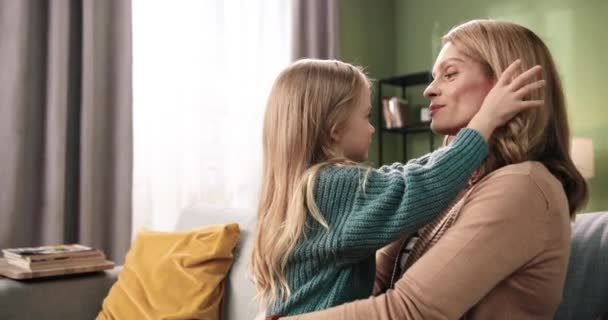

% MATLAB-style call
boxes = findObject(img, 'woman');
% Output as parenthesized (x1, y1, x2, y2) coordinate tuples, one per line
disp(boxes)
(281, 19, 588, 320)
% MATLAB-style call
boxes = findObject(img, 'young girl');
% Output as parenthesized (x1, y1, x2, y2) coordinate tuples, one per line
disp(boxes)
(250, 58, 544, 317)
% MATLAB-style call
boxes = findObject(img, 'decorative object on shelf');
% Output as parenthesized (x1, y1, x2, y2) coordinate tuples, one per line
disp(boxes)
(420, 106, 431, 122)
(381, 97, 393, 128)
(382, 97, 409, 128)
(377, 71, 434, 165)
(570, 137, 594, 179)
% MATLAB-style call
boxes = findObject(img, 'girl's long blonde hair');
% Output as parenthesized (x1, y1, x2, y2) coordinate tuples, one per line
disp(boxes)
(249, 59, 370, 307)
(443, 19, 588, 215)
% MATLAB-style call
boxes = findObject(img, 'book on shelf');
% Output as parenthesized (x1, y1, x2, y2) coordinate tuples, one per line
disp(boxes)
(2, 244, 107, 271)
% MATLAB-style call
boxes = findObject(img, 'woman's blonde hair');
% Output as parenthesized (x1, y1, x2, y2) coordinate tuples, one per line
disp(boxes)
(249, 59, 370, 307)
(442, 19, 588, 215)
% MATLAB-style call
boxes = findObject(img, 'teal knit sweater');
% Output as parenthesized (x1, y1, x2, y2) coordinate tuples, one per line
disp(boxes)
(268, 128, 488, 316)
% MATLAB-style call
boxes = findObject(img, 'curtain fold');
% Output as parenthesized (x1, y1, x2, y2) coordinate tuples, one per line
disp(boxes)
(291, 0, 340, 60)
(0, 0, 132, 263)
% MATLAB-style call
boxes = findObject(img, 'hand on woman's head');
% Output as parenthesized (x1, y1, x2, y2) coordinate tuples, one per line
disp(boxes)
(467, 59, 545, 141)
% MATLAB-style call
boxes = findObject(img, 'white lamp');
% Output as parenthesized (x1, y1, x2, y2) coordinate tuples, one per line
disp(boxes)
(570, 137, 595, 179)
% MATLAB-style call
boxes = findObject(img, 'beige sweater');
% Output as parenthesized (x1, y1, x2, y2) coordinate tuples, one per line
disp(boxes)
(283, 162, 572, 320)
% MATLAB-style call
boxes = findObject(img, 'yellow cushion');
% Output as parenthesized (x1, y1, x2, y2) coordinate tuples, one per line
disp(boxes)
(97, 223, 240, 320)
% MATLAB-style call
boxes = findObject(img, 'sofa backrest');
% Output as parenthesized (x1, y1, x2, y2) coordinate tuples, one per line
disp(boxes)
(176, 204, 258, 320)
(555, 211, 608, 320)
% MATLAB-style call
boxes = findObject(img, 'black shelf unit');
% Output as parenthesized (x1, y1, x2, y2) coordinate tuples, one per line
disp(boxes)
(377, 71, 434, 165)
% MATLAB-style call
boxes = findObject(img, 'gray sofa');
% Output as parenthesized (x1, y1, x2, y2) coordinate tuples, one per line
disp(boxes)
(0, 207, 606, 320)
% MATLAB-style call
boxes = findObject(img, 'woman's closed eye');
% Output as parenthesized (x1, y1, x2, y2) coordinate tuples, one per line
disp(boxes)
(444, 71, 458, 80)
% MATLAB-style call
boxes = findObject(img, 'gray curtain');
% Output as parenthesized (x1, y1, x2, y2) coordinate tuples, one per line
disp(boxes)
(0, 0, 132, 264)
(291, 0, 340, 60)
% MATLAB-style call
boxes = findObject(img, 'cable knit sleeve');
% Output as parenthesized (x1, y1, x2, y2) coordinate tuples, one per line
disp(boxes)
(332, 128, 488, 261)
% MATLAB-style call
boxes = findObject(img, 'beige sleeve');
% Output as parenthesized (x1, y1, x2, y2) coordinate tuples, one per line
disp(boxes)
(282, 174, 549, 320)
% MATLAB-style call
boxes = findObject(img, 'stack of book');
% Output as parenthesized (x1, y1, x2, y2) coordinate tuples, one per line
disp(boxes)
(2, 244, 107, 272)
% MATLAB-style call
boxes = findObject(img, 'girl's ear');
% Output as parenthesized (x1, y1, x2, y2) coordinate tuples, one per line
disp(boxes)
(330, 125, 342, 143)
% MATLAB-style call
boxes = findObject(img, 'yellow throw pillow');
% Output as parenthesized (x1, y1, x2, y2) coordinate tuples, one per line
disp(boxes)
(97, 223, 240, 320)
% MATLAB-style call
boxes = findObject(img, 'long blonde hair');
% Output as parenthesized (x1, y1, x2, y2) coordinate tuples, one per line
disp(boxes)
(249, 59, 370, 307)
(442, 19, 588, 215)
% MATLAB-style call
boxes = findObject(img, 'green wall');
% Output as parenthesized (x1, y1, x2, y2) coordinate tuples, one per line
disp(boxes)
(340, 0, 607, 212)
(339, 0, 396, 167)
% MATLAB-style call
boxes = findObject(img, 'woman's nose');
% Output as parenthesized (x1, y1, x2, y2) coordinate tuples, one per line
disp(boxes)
(423, 81, 439, 98)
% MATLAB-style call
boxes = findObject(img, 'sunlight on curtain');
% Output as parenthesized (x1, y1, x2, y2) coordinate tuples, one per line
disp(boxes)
(132, 0, 291, 233)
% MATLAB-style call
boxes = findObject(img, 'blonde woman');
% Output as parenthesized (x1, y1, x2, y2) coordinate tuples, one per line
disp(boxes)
(250, 56, 544, 318)
(281, 19, 589, 320)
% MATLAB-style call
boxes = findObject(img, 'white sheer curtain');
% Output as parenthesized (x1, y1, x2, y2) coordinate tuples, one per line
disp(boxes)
(132, 0, 291, 233)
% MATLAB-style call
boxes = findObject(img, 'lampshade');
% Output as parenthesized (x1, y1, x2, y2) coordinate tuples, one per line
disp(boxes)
(570, 137, 595, 179)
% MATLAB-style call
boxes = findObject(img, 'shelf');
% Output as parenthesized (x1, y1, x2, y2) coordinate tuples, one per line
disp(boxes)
(381, 124, 431, 133)
(379, 71, 433, 87)
(377, 71, 434, 165)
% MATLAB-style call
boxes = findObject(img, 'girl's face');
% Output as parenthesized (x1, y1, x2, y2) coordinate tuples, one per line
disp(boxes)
(424, 42, 495, 136)
(334, 85, 375, 162)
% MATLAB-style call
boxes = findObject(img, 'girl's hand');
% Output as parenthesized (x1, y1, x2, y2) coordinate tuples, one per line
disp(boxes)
(468, 59, 545, 141)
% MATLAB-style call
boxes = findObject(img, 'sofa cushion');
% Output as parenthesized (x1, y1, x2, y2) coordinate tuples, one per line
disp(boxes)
(176, 204, 259, 320)
(555, 211, 608, 320)
(97, 223, 240, 320)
